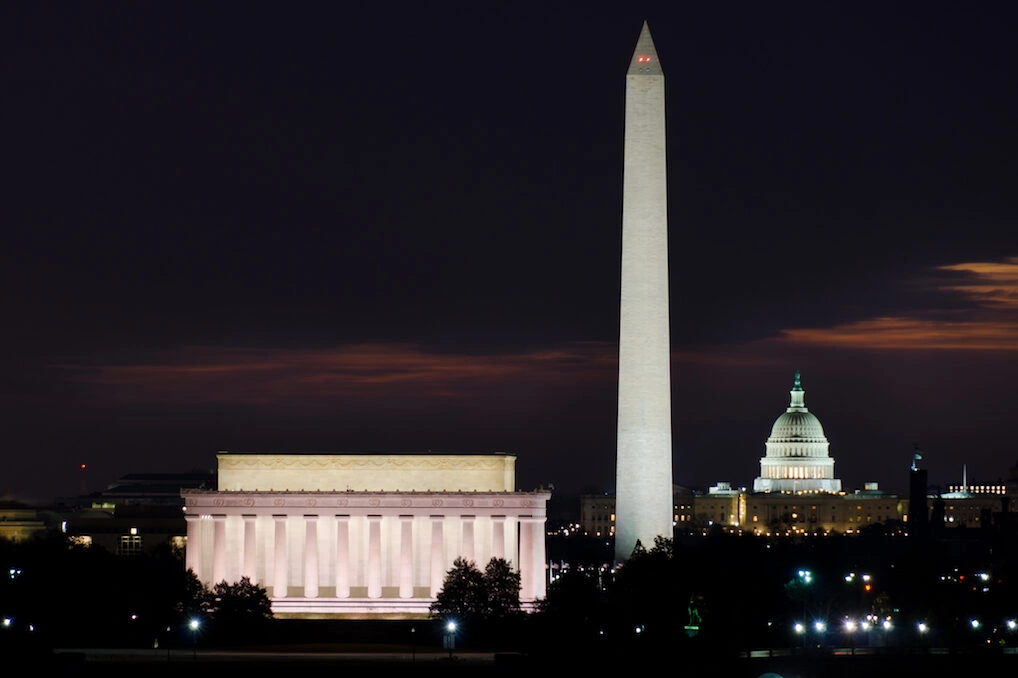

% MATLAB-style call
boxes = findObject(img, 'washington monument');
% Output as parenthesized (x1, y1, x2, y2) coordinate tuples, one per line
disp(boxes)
(614, 21, 673, 562)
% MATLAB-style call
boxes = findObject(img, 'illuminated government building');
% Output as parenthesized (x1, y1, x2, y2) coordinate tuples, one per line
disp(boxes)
(181, 452, 549, 618)
(581, 372, 1015, 538)
(752, 370, 841, 494)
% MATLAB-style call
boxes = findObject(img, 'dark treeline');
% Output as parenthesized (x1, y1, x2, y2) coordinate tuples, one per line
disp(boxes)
(3, 521, 1018, 670)
(536, 522, 1018, 662)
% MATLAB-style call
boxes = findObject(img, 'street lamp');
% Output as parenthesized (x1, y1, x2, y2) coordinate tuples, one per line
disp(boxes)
(444, 621, 457, 660)
(189, 618, 201, 660)
(844, 619, 857, 652)
(793, 568, 813, 598)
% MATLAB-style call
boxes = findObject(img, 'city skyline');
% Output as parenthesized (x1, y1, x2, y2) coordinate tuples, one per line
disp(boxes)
(4, 3, 1017, 503)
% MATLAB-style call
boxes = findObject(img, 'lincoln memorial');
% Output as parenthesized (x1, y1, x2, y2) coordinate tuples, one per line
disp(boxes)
(181, 451, 550, 618)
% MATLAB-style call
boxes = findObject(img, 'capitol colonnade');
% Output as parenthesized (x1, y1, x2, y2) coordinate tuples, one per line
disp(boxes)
(182, 453, 550, 618)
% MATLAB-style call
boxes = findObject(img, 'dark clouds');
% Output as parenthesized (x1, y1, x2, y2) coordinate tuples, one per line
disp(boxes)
(2, 2, 1016, 503)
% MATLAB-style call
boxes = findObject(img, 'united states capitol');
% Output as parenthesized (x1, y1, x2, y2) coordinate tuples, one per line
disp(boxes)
(580, 370, 1017, 540)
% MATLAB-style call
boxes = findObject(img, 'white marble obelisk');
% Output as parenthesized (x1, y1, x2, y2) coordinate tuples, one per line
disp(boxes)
(614, 21, 673, 563)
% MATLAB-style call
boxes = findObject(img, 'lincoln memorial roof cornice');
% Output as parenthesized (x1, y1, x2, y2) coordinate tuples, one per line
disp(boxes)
(180, 490, 551, 513)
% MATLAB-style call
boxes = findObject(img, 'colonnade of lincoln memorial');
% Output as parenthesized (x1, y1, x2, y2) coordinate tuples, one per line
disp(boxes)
(183, 453, 550, 618)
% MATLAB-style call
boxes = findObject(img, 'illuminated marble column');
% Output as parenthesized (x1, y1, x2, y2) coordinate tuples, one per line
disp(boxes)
(461, 515, 475, 563)
(531, 516, 547, 600)
(273, 515, 287, 598)
(366, 515, 382, 598)
(399, 515, 414, 598)
(211, 515, 227, 584)
(430, 515, 445, 596)
(491, 515, 506, 560)
(304, 515, 319, 598)
(242, 515, 257, 582)
(184, 513, 201, 575)
(519, 517, 535, 600)
(615, 21, 674, 563)
(335, 515, 350, 598)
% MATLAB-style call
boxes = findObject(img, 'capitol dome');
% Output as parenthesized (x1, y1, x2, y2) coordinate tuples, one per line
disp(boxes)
(753, 371, 842, 493)
(768, 409, 826, 443)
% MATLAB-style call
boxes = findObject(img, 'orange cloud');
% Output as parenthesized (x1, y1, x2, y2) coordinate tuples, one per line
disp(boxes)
(772, 317, 1018, 350)
(937, 257, 1018, 310)
(61, 342, 619, 405)
(762, 257, 1018, 351)
(671, 349, 781, 368)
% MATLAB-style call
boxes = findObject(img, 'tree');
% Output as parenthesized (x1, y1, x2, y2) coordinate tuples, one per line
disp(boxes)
(177, 568, 213, 619)
(607, 536, 677, 634)
(209, 576, 274, 623)
(206, 576, 273, 644)
(430, 556, 522, 622)
(483, 558, 521, 619)
(430, 557, 487, 620)
(534, 568, 603, 643)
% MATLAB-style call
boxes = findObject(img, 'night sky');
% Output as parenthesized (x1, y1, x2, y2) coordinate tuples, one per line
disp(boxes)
(4, 2, 1017, 504)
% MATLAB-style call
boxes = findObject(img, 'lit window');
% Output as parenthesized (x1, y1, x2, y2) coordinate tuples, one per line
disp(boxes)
(119, 534, 143, 557)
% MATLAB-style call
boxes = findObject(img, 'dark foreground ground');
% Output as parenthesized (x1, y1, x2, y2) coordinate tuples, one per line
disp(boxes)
(11, 618, 1018, 676)
(36, 646, 1018, 677)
